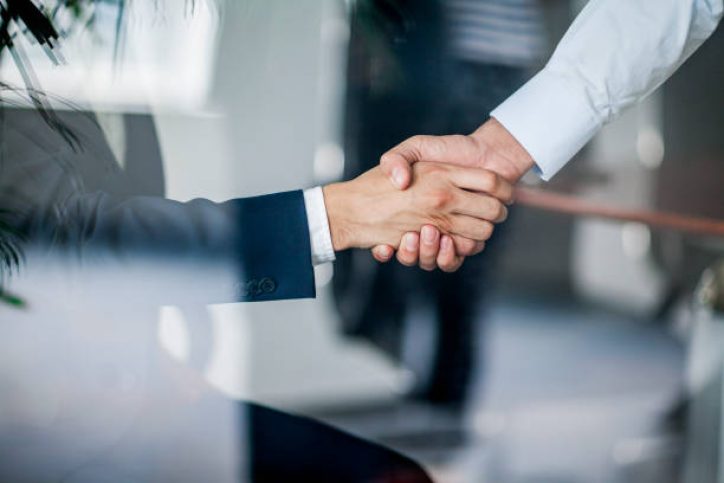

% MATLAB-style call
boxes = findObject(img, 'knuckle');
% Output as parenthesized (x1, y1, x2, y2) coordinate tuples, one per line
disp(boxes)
(456, 237, 476, 256)
(397, 251, 416, 267)
(408, 135, 429, 156)
(379, 152, 395, 166)
(428, 189, 453, 210)
(440, 253, 463, 272)
(413, 134, 438, 152)
(409, 135, 426, 145)
(435, 215, 453, 234)
(481, 221, 494, 240)
(416, 162, 445, 177)
(490, 200, 505, 220)
(440, 261, 459, 273)
(471, 225, 486, 241)
(497, 203, 509, 222)
(420, 244, 437, 259)
(425, 189, 448, 211)
(485, 171, 500, 192)
(436, 249, 451, 265)
(420, 238, 437, 252)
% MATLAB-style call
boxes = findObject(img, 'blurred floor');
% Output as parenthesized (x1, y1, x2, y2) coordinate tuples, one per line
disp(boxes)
(313, 290, 685, 483)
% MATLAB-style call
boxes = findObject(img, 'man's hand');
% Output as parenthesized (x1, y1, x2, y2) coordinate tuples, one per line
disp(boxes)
(322, 163, 513, 269)
(373, 118, 536, 270)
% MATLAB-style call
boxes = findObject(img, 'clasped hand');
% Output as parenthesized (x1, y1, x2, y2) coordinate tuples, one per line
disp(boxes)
(371, 119, 535, 271)
(323, 120, 534, 271)
(323, 161, 513, 271)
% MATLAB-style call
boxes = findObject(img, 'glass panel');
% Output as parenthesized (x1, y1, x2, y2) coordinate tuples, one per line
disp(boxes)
(0, 1, 722, 482)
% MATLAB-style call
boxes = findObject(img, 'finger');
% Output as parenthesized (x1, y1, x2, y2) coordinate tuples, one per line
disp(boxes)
(452, 191, 509, 223)
(372, 245, 395, 263)
(437, 235, 464, 273)
(448, 215, 495, 241)
(447, 168, 514, 205)
(396, 232, 420, 267)
(451, 235, 485, 257)
(419, 225, 441, 271)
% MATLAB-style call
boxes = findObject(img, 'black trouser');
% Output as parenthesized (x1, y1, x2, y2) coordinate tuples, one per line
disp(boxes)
(336, 62, 528, 406)
(246, 403, 432, 482)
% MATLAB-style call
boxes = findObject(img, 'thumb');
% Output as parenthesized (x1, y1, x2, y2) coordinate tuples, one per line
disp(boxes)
(380, 149, 413, 190)
(380, 135, 439, 190)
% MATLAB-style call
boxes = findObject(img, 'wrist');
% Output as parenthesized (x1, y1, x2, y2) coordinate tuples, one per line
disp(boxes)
(322, 183, 355, 251)
(470, 118, 535, 183)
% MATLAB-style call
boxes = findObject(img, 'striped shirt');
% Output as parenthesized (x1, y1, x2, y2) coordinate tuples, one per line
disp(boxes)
(444, 0, 547, 67)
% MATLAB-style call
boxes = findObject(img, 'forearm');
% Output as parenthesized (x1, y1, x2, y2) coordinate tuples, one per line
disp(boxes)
(492, 0, 723, 180)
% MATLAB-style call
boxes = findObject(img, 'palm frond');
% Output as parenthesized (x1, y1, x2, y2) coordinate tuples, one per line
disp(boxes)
(0, 211, 25, 308)
(0, 0, 222, 307)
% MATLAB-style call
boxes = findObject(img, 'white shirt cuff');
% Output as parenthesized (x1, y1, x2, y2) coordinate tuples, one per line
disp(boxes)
(491, 67, 603, 181)
(303, 186, 336, 266)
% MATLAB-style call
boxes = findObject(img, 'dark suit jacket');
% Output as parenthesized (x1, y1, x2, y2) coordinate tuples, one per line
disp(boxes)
(0, 107, 315, 303)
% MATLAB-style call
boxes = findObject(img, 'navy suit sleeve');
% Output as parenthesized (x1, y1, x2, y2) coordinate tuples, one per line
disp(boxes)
(235, 190, 316, 302)
(36, 189, 318, 303)
(5, 158, 317, 303)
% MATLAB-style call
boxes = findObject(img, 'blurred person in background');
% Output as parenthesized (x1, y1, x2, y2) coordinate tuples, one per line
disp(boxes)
(334, 0, 548, 409)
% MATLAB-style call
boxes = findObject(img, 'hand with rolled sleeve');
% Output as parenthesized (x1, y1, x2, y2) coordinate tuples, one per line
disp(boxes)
(372, 0, 723, 271)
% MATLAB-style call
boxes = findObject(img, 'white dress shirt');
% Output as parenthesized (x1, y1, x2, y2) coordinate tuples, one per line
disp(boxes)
(492, 0, 723, 180)
(304, 187, 336, 265)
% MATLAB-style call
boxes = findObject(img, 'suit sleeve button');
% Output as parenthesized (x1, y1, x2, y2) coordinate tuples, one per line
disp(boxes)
(260, 277, 277, 294)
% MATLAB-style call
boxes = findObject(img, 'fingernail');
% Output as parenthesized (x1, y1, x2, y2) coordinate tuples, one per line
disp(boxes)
(404, 233, 417, 251)
(441, 236, 451, 250)
(375, 246, 391, 260)
(392, 167, 406, 188)
(422, 226, 437, 245)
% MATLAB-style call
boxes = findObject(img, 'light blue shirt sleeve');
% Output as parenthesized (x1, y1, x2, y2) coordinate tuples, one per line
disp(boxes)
(491, 0, 723, 181)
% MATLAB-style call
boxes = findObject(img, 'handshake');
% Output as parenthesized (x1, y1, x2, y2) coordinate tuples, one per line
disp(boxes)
(323, 119, 535, 272)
